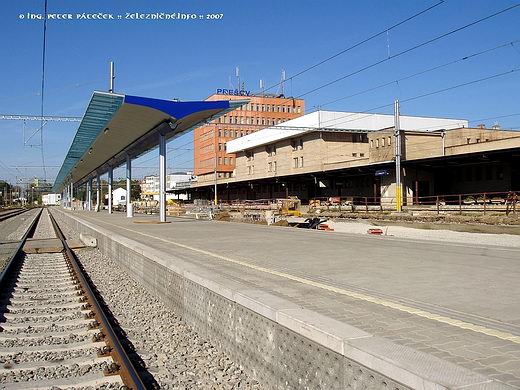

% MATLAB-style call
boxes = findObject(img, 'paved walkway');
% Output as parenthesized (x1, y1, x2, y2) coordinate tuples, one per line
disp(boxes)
(65, 210, 520, 387)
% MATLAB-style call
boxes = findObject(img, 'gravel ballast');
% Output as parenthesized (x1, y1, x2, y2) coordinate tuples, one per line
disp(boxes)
(67, 240, 262, 389)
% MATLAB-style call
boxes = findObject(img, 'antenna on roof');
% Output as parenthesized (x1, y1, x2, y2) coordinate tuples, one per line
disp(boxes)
(109, 61, 115, 94)
(259, 79, 264, 96)
(236, 66, 240, 92)
(279, 69, 286, 97)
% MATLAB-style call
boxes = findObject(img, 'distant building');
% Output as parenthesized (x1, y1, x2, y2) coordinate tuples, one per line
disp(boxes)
(193, 92, 304, 185)
(112, 188, 127, 206)
(183, 110, 520, 203)
(42, 193, 62, 205)
(140, 173, 195, 201)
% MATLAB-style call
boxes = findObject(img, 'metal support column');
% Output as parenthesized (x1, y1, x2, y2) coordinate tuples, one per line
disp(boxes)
(126, 155, 132, 218)
(108, 167, 113, 214)
(394, 100, 402, 212)
(70, 182, 73, 209)
(159, 133, 167, 222)
(96, 174, 100, 212)
(87, 178, 92, 211)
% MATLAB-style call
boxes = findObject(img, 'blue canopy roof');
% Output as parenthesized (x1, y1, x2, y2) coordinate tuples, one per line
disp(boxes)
(53, 91, 245, 192)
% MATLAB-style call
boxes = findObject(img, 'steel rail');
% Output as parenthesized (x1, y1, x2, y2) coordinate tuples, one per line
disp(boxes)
(0, 208, 29, 222)
(47, 209, 146, 390)
(0, 208, 41, 290)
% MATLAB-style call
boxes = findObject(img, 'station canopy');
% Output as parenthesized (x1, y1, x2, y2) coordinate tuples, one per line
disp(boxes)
(53, 91, 245, 192)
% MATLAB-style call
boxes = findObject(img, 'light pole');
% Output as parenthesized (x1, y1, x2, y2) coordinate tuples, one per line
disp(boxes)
(394, 99, 402, 212)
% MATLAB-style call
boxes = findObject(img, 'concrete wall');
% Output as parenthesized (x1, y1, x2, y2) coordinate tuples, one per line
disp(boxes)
(52, 209, 512, 390)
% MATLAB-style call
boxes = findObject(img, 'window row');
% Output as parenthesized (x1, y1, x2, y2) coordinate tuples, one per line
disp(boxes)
(237, 103, 302, 114)
(217, 156, 234, 165)
(370, 136, 392, 149)
(293, 156, 304, 168)
(217, 116, 288, 126)
(218, 129, 253, 138)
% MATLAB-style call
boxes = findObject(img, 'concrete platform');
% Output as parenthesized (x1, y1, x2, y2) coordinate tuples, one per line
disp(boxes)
(53, 209, 520, 389)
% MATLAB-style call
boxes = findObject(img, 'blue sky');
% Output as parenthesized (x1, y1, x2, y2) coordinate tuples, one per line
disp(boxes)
(1, 0, 519, 184)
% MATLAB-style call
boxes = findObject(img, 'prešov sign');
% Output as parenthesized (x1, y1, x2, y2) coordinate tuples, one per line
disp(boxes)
(216, 89, 251, 96)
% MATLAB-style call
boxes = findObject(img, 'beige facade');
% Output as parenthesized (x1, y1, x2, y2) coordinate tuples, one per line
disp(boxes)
(188, 125, 520, 205)
(235, 132, 369, 181)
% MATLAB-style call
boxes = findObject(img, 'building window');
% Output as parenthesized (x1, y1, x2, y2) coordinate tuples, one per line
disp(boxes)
(248, 166, 251, 175)
(467, 138, 471, 144)
(476, 138, 481, 143)
(224, 157, 228, 165)
(235, 130, 239, 138)
(376, 139, 379, 148)
(218, 129, 222, 137)
(224, 130, 228, 137)
(219, 157, 222, 165)
(267, 105, 271, 112)
(218, 143, 222, 151)
(282, 106, 286, 113)
(240, 131, 244, 137)
(268, 162, 272, 172)
(300, 156, 304, 167)
(370, 140, 374, 148)
(388, 136, 391, 145)
(273, 161, 277, 172)
(382, 137, 385, 147)
(272, 145, 276, 156)
(293, 157, 298, 168)
(246, 117, 250, 124)
(229, 157, 233, 165)
(360, 153, 365, 157)
(251, 117, 255, 125)
(352, 153, 358, 157)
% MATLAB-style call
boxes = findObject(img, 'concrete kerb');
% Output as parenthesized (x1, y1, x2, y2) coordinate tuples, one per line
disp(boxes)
(53, 209, 515, 390)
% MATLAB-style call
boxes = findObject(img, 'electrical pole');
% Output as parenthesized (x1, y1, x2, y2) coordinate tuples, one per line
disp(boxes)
(394, 100, 402, 212)
(214, 148, 218, 206)
(109, 61, 115, 93)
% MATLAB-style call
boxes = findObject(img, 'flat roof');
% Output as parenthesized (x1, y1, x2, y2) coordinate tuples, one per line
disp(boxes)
(227, 110, 468, 153)
(54, 91, 245, 192)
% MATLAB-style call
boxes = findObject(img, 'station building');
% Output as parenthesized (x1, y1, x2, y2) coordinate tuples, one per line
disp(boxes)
(193, 91, 304, 184)
(185, 110, 520, 204)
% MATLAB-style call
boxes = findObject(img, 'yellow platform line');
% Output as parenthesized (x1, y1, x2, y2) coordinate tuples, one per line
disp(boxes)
(89, 216, 520, 345)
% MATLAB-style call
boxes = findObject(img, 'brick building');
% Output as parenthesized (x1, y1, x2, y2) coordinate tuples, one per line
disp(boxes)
(193, 92, 304, 184)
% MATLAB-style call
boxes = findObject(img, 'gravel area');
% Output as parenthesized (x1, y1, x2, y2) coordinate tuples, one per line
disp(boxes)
(69, 243, 262, 389)
(0, 216, 123, 389)
(0, 209, 40, 274)
(3, 209, 39, 241)
(2, 349, 98, 365)
(32, 209, 56, 239)
(327, 219, 520, 247)
(1, 360, 111, 383)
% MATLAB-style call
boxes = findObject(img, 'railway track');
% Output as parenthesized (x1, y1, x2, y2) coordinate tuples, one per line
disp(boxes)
(0, 209, 28, 223)
(0, 208, 146, 389)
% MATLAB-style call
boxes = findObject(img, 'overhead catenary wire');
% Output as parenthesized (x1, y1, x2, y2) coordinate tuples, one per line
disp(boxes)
(295, 2, 520, 100)
(317, 39, 520, 109)
(260, 0, 446, 94)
